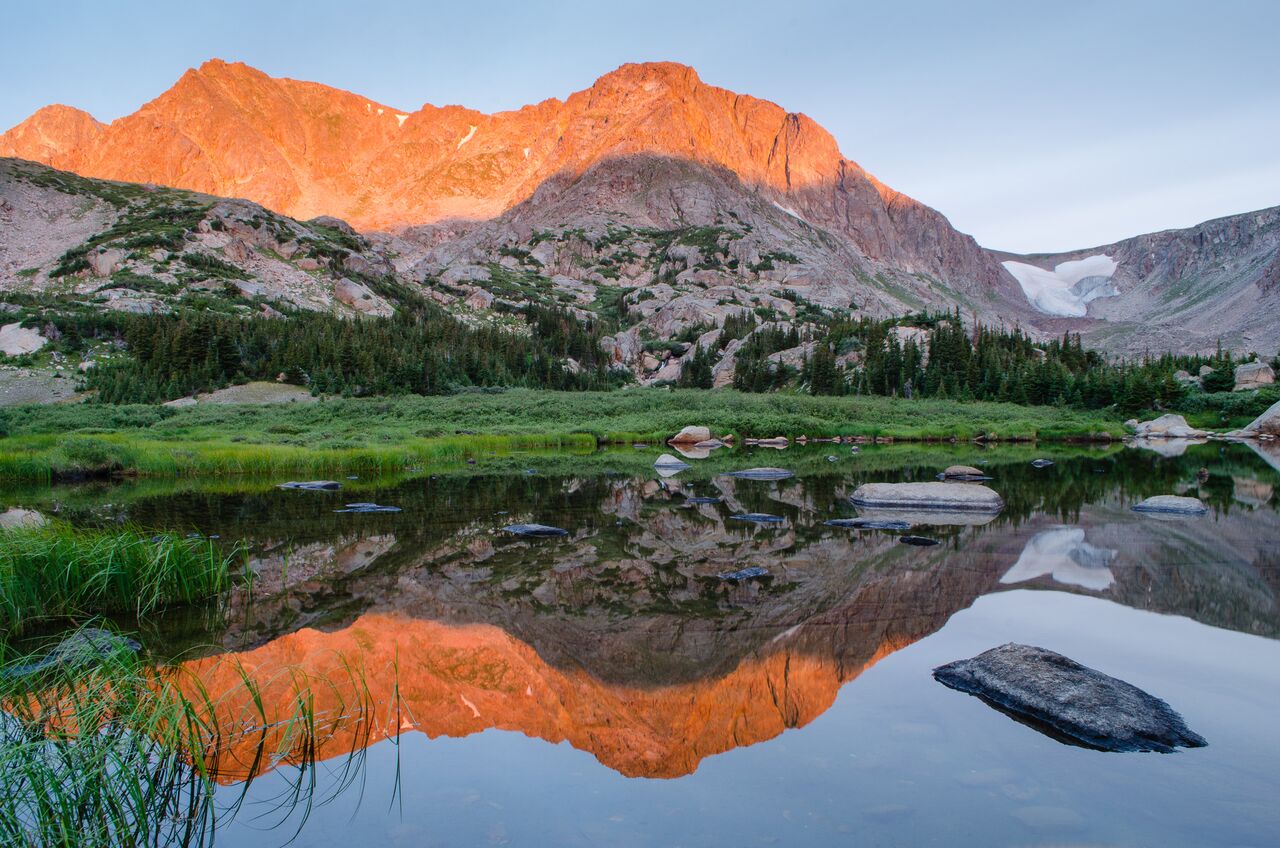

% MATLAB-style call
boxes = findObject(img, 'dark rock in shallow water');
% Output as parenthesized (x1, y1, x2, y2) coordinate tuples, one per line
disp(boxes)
(824, 518, 912, 530)
(685, 496, 722, 504)
(502, 523, 568, 537)
(730, 513, 785, 523)
(1030, 459, 1055, 468)
(334, 502, 402, 514)
(899, 535, 939, 546)
(2, 628, 142, 679)
(278, 480, 342, 491)
(717, 566, 770, 582)
(725, 468, 794, 480)
(933, 643, 1207, 753)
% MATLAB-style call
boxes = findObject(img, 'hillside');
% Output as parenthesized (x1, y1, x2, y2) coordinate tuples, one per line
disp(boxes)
(996, 206, 1280, 356)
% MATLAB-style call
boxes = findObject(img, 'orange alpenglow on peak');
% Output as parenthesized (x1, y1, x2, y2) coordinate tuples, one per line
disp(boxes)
(0, 60, 868, 230)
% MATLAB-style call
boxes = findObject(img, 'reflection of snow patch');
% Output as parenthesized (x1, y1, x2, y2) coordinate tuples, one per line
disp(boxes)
(459, 694, 480, 718)
(395, 113, 408, 127)
(457, 125, 477, 149)
(523, 147, 530, 159)
(1002, 254, 1119, 317)
(1000, 526, 1116, 590)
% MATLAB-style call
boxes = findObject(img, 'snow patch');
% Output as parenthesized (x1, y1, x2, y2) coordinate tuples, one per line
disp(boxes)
(1002, 254, 1119, 317)
(771, 200, 805, 222)
(523, 147, 530, 159)
(395, 113, 408, 127)
(457, 124, 477, 149)
(376, 108, 384, 116)
(1000, 527, 1116, 590)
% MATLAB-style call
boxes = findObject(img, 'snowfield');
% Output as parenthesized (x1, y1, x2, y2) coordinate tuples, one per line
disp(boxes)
(1002, 254, 1119, 317)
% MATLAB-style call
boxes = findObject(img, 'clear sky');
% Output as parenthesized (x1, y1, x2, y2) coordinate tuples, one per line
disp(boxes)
(3, 0, 1277, 252)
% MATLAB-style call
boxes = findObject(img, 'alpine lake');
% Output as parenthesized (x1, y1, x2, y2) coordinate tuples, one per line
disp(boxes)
(4, 437, 1278, 847)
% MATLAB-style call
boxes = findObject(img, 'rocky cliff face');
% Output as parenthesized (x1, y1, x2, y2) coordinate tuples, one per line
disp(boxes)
(0, 158, 398, 317)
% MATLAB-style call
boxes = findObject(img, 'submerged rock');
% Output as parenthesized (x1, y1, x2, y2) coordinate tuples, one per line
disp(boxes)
(1132, 495, 1208, 515)
(334, 502, 402, 514)
(1030, 459, 1055, 468)
(717, 566, 770, 582)
(725, 467, 794, 480)
(502, 523, 569, 537)
(684, 496, 722, 504)
(899, 535, 940, 547)
(2, 628, 142, 679)
(278, 480, 342, 491)
(824, 518, 912, 530)
(933, 644, 1207, 753)
(730, 513, 784, 523)
(850, 481, 1003, 512)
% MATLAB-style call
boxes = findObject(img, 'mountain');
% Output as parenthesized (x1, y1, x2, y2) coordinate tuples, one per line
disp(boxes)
(0, 61, 1024, 315)
(2, 59, 1277, 361)
(996, 206, 1280, 355)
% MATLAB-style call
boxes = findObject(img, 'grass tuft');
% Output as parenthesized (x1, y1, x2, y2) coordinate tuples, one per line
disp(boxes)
(0, 525, 233, 636)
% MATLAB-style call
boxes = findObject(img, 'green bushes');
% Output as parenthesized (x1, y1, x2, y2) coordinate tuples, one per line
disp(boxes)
(0, 525, 233, 635)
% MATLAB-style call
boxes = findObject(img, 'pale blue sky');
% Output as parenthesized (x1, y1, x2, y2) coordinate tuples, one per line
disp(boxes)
(3, 0, 1277, 252)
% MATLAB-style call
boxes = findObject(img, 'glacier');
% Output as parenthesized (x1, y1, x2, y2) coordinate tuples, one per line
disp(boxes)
(1002, 254, 1119, 317)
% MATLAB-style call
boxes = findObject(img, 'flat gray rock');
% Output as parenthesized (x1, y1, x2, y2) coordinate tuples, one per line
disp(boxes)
(824, 518, 912, 530)
(653, 453, 692, 469)
(502, 523, 569, 537)
(725, 467, 794, 480)
(730, 512, 784, 523)
(850, 481, 1003, 512)
(933, 643, 1207, 753)
(1132, 495, 1208, 515)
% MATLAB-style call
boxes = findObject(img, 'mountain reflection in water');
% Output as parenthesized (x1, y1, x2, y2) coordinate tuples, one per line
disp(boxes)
(8, 443, 1270, 787)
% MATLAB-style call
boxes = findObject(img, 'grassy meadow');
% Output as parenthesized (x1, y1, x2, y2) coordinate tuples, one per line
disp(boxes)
(0, 389, 1128, 481)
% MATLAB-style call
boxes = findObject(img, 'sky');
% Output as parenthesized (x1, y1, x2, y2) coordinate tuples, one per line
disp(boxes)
(2, 0, 1277, 252)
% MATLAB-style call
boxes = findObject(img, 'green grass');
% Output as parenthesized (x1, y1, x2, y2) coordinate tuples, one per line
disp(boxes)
(0, 390, 1126, 482)
(0, 525, 233, 636)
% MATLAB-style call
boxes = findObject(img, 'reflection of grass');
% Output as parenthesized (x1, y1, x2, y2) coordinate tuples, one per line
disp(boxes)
(0, 390, 1126, 482)
(0, 627, 382, 848)
(0, 525, 232, 636)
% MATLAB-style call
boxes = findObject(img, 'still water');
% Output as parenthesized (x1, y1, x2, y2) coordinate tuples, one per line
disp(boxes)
(7, 440, 1279, 846)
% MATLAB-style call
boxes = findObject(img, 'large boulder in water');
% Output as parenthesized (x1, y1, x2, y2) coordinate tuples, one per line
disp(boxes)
(669, 425, 711, 445)
(1132, 414, 1207, 439)
(850, 481, 1003, 512)
(933, 643, 1206, 753)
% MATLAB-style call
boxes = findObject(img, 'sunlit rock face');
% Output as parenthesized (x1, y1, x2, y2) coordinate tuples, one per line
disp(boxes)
(1000, 527, 1117, 590)
(1002, 255, 1119, 316)
(0, 60, 1014, 306)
